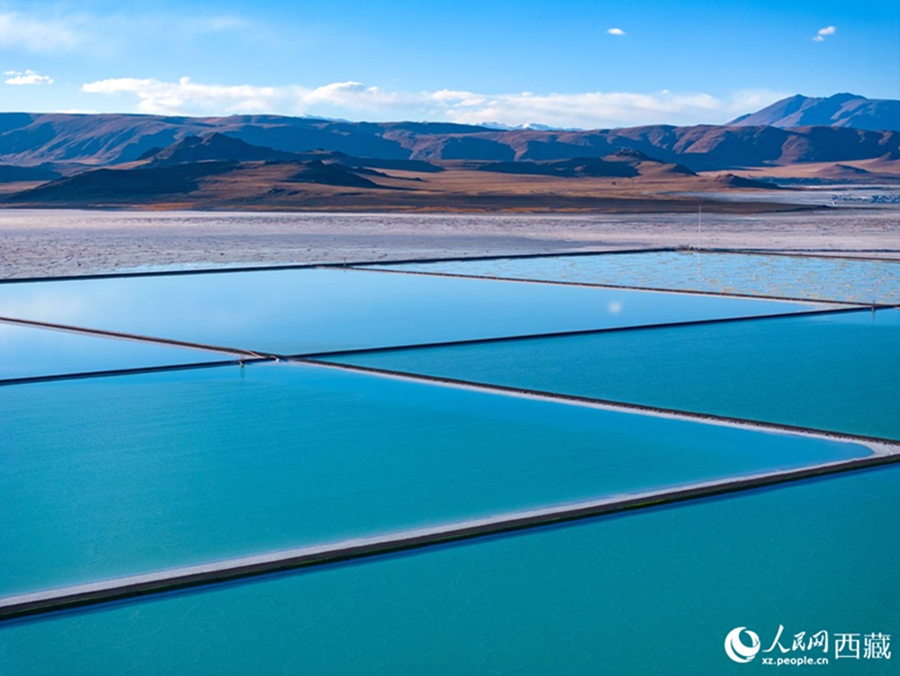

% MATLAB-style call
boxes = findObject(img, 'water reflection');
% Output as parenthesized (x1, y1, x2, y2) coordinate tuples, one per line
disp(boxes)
(0, 268, 821, 355)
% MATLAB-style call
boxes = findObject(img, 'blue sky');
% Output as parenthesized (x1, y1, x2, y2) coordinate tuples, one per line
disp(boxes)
(1, 0, 898, 128)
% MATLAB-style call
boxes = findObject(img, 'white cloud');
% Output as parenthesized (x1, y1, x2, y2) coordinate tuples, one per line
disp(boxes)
(82, 77, 295, 115)
(0, 12, 82, 53)
(304, 81, 424, 109)
(607, 28, 626, 36)
(812, 26, 836, 42)
(438, 90, 724, 128)
(81, 76, 787, 128)
(4, 69, 53, 85)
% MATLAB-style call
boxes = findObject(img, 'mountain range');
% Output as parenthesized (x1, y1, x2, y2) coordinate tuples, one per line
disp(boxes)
(0, 93, 897, 211)
(0, 94, 897, 174)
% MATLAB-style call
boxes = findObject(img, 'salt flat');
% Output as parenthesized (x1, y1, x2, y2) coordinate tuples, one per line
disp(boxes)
(0, 208, 898, 280)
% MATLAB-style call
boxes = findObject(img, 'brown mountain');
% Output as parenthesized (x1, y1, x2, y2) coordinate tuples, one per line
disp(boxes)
(729, 94, 900, 132)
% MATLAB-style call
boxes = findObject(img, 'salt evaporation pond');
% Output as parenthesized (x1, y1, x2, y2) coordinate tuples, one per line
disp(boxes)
(0, 267, 824, 355)
(326, 308, 900, 439)
(1, 244, 893, 675)
(368, 251, 900, 304)
(2, 465, 896, 676)
(0, 361, 869, 596)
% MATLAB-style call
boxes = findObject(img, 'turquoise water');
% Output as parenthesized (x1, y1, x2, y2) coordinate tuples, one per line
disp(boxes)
(0, 268, 821, 355)
(0, 361, 868, 596)
(370, 251, 900, 303)
(2, 465, 896, 676)
(0, 321, 230, 381)
(327, 309, 900, 439)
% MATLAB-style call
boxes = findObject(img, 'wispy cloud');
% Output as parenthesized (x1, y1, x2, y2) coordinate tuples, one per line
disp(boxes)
(195, 16, 252, 33)
(440, 91, 723, 128)
(81, 76, 788, 128)
(812, 26, 836, 42)
(0, 12, 83, 53)
(0, 8, 264, 58)
(607, 28, 625, 36)
(4, 69, 53, 85)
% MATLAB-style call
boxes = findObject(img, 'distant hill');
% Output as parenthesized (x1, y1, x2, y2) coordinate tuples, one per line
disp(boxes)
(4, 154, 397, 206)
(478, 152, 695, 178)
(729, 94, 900, 132)
(0, 163, 60, 182)
(139, 133, 445, 174)
(4, 161, 239, 203)
(141, 133, 302, 166)
(0, 107, 898, 173)
(714, 173, 780, 189)
(283, 160, 384, 189)
(812, 163, 873, 180)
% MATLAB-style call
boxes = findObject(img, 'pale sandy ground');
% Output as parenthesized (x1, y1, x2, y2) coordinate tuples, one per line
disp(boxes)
(0, 207, 898, 279)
